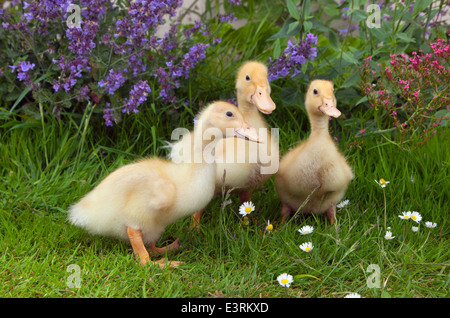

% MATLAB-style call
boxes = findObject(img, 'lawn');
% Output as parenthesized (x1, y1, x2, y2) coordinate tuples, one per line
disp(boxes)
(0, 0, 448, 299)
(0, 104, 448, 298)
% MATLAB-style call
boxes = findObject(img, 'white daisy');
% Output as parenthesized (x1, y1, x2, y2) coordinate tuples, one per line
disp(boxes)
(375, 178, 390, 188)
(337, 200, 350, 209)
(425, 221, 437, 228)
(344, 293, 362, 298)
(410, 211, 422, 223)
(298, 225, 314, 235)
(266, 220, 273, 232)
(412, 226, 419, 232)
(277, 273, 293, 288)
(384, 231, 395, 240)
(299, 242, 314, 252)
(239, 201, 255, 216)
(398, 211, 411, 220)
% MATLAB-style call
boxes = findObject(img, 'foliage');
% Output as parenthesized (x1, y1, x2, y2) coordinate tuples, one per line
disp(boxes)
(359, 38, 449, 149)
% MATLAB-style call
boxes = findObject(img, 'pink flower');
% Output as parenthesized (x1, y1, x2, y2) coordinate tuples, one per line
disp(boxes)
(359, 129, 366, 134)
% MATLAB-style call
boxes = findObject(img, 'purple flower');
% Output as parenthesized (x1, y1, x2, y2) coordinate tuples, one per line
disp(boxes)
(123, 80, 151, 114)
(103, 102, 114, 126)
(66, 21, 98, 56)
(77, 85, 90, 102)
(9, 61, 35, 86)
(99, 68, 128, 95)
(268, 33, 318, 81)
(218, 13, 237, 23)
(181, 43, 209, 79)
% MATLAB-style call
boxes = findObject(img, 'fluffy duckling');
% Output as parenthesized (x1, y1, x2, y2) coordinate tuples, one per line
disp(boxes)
(275, 80, 353, 225)
(213, 61, 278, 193)
(173, 61, 279, 228)
(68, 101, 261, 267)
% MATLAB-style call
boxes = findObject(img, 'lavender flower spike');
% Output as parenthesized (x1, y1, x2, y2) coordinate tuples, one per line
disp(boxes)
(123, 80, 151, 114)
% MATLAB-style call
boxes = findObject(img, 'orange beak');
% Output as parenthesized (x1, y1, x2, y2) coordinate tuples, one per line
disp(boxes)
(252, 86, 276, 114)
(235, 122, 264, 143)
(319, 98, 341, 118)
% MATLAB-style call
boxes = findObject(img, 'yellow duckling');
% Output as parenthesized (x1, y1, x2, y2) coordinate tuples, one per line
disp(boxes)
(68, 101, 262, 267)
(171, 61, 278, 228)
(275, 80, 353, 225)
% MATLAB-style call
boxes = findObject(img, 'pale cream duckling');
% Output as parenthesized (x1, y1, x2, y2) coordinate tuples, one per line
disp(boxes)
(275, 80, 353, 225)
(68, 101, 262, 267)
(192, 61, 278, 227)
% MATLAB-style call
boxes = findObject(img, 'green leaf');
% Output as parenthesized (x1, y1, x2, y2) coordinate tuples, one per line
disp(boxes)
(272, 38, 282, 59)
(342, 51, 358, 65)
(303, 20, 312, 33)
(286, 0, 300, 20)
(396, 32, 415, 44)
(329, 31, 340, 51)
(413, 0, 433, 17)
(302, 0, 311, 18)
(342, 71, 361, 88)
(351, 9, 368, 22)
(287, 20, 300, 34)
(323, 3, 339, 16)
(434, 109, 450, 127)
(268, 17, 299, 40)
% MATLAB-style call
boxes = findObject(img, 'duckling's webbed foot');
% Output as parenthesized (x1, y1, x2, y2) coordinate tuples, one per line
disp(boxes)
(148, 238, 181, 256)
(127, 227, 182, 268)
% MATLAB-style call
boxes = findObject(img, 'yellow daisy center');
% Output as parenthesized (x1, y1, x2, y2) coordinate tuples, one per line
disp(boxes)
(404, 215, 409, 219)
(305, 247, 311, 252)
(281, 278, 289, 284)
(267, 224, 273, 231)
(412, 216, 417, 220)
(245, 207, 251, 212)
(380, 178, 386, 184)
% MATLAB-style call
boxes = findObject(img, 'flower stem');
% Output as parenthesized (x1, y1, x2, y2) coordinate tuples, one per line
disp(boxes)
(383, 189, 387, 232)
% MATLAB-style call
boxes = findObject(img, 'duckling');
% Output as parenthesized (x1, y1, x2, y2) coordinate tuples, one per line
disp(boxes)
(275, 80, 353, 225)
(171, 61, 278, 228)
(68, 101, 262, 267)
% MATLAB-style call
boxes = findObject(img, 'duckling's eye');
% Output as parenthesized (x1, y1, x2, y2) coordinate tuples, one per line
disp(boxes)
(313, 89, 318, 95)
(226, 111, 234, 117)
(245, 75, 250, 81)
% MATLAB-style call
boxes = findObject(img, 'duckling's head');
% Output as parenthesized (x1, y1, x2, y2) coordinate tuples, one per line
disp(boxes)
(305, 80, 340, 118)
(236, 61, 276, 114)
(197, 101, 263, 143)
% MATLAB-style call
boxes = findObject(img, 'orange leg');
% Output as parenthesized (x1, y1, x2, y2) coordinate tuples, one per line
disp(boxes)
(127, 227, 182, 268)
(280, 203, 292, 224)
(325, 204, 336, 226)
(148, 238, 181, 256)
(190, 209, 204, 232)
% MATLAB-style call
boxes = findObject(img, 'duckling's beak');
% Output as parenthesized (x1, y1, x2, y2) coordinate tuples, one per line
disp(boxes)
(252, 86, 276, 114)
(235, 123, 264, 143)
(319, 98, 341, 118)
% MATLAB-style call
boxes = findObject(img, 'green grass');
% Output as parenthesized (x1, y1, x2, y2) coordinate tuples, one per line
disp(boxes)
(0, 104, 448, 298)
